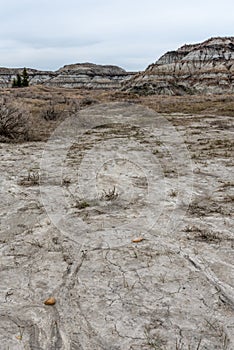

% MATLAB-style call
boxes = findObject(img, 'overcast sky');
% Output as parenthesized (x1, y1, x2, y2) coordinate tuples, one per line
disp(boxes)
(0, 0, 233, 71)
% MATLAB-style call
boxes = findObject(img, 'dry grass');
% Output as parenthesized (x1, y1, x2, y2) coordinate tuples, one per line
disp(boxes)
(0, 85, 233, 142)
(140, 94, 234, 116)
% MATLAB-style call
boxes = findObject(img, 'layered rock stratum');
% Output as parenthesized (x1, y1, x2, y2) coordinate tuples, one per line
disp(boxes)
(0, 67, 56, 87)
(0, 63, 134, 89)
(1, 37, 234, 93)
(123, 37, 234, 95)
(46, 63, 134, 89)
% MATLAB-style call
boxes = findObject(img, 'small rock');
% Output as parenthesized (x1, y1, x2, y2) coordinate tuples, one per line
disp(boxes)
(132, 237, 144, 243)
(44, 297, 56, 305)
(46, 219, 51, 225)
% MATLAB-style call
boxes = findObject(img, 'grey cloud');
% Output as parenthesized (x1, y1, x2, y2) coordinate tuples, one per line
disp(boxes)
(0, 0, 233, 71)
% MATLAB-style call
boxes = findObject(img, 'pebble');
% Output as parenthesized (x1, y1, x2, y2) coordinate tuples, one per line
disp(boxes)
(44, 297, 56, 305)
(132, 237, 144, 243)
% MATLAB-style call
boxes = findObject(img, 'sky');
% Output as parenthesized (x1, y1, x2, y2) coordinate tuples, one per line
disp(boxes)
(0, 0, 233, 72)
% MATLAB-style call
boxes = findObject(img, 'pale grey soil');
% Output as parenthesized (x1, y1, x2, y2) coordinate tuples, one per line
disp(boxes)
(0, 103, 233, 349)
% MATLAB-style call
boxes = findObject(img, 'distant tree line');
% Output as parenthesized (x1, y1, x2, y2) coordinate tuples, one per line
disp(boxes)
(12, 68, 29, 88)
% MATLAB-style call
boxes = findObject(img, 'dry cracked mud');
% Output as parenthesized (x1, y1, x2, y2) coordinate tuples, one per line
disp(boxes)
(0, 102, 233, 349)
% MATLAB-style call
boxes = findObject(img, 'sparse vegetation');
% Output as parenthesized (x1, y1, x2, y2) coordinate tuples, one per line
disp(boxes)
(0, 86, 233, 349)
(0, 86, 233, 143)
(80, 96, 98, 107)
(184, 225, 223, 243)
(101, 186, 119, 201)
(0, 97, 30, 141)
(12, 68, 29, 88)
(18, 169, 39, 186)
(22, 67, 29, 87)
(74, 200, 90, 209)
(169, 189, 177, 197)
(144, 329, 166, 350)
(40, 101, 62, 121)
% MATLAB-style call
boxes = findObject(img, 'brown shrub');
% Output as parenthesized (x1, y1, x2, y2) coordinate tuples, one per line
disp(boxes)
(0, 98, 30, 142)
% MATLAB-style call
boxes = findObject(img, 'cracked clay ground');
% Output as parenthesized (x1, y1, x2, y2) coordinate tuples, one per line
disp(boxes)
(0, 102, 233, 349)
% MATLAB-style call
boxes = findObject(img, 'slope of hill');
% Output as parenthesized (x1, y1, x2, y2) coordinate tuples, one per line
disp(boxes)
(123, 37, 234, 95)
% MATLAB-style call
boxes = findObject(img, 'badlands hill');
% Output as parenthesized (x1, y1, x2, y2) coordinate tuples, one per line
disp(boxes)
(47, 63, 134, 88)
(0, 63, 134, 89)
(124, 37, 234, 95)
(0, 37, 234, 94)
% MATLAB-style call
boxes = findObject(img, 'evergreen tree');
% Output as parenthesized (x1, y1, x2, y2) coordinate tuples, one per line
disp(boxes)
(16, 74, 22, 87)
(11, 68, 29, 88)
(12, 77, 17, 88)
(22, 67, 29, 87)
